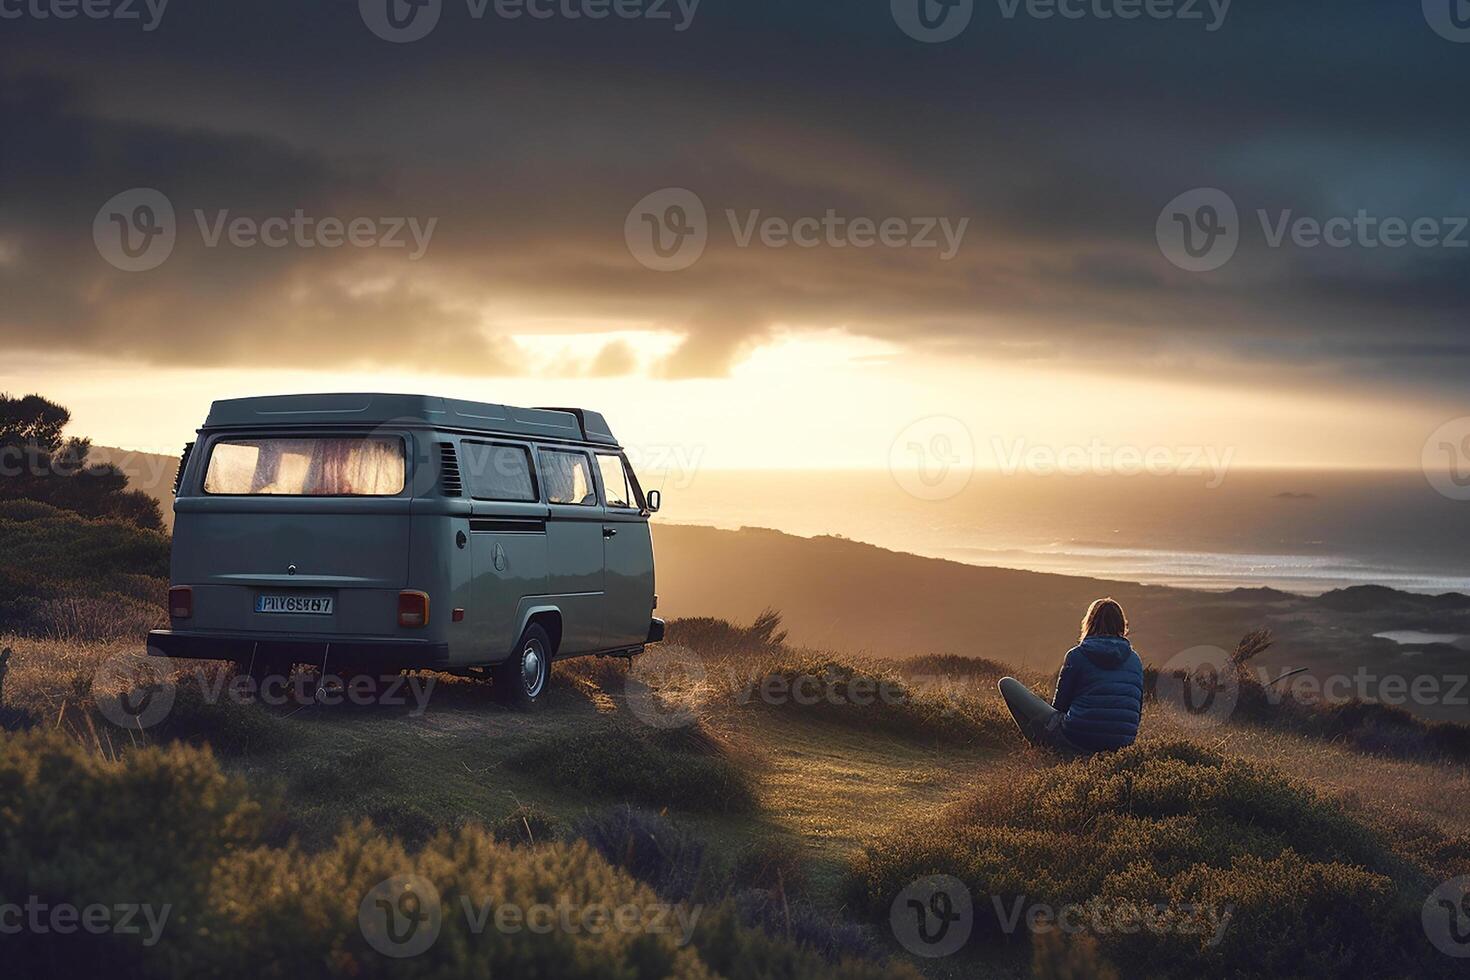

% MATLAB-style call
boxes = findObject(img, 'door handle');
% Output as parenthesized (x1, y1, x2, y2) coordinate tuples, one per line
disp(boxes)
(603, 527, 618, 538)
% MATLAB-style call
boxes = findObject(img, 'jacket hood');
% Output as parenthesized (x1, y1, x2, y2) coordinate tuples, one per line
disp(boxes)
(1076, 635, 1134, 668)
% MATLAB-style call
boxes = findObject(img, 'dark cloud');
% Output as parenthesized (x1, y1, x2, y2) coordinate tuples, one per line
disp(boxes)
(0, 0, 1465, 393)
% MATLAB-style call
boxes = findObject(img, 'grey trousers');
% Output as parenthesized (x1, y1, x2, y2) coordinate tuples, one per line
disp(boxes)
(998, 677, 1081, 754)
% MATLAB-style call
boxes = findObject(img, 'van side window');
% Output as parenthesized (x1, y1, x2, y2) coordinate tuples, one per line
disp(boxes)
(461, 442, 537, 502)
(541, 449, 597, 506)
(596, 454, 634, 509)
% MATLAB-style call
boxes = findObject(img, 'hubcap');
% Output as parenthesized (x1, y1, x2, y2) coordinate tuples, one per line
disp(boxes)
(521, 642, 544, 697)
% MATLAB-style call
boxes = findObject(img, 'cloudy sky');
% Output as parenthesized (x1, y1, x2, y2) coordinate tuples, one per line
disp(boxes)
(1, 1, 1466, 468)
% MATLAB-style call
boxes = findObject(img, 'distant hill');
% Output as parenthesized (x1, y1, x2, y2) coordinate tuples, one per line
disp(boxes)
(90, 446, 180, 531)
(651, 523, 1470, 722)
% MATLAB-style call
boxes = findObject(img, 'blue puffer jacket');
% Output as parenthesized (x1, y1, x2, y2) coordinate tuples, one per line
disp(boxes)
(1053, 636, 1144, 752)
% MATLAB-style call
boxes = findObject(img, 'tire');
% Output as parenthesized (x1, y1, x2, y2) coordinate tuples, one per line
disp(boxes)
(492, 624, 552, 707)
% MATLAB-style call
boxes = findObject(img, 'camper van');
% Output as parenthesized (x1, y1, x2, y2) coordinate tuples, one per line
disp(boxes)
(146, 393, 664, 705)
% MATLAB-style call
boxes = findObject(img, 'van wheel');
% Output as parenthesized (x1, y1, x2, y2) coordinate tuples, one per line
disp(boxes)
(493, 625, 551, 707)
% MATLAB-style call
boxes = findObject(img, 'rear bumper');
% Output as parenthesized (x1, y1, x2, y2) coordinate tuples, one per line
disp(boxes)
(647, 617, 666, 643)
(146, 629, 450, 669)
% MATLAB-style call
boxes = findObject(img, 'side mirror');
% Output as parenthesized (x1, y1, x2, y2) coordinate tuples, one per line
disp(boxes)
(645, 489, 661, 513)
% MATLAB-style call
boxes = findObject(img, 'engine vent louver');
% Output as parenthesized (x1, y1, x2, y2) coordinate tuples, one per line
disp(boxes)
(438, 442, 463, 497)
(173, 442, 194, 496)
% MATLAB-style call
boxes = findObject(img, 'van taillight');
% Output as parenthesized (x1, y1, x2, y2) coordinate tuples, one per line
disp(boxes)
(398, 591, 430, 628)
(169, 586, 193, 619)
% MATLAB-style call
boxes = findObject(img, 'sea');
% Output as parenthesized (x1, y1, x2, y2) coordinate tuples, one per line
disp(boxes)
(649, 468, 1470, 596)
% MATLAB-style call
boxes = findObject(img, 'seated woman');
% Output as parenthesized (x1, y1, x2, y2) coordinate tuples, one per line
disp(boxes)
(997, 597, 1144, 755)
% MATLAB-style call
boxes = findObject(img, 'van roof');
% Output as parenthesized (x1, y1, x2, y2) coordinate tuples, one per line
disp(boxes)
(202, 393, 618, 447)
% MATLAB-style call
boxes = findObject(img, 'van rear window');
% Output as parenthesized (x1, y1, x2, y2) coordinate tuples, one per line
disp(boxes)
(203, 437, 405, 496)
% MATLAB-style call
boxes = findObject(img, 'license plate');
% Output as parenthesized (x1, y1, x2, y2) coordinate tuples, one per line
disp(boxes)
(255, 594, 334, 615)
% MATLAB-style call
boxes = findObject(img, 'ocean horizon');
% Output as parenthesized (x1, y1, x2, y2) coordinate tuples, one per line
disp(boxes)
(651, 468, 1470, 596)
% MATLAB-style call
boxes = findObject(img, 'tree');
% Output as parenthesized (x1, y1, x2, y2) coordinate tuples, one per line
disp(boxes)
(0, 394, 163, 530)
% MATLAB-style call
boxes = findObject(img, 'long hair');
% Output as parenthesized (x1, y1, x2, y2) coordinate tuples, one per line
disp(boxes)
(1080, 597, 1129, 642)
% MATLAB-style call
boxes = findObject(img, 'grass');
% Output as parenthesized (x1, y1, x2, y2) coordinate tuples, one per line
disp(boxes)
(506, 725, 760, 814)
(4, 613, 1470, 977)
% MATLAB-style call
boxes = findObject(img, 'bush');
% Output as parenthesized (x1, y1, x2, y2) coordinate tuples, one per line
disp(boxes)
(0, 730, 913, 979)
(0, 501, 168, 638)
(736, 653, 1012, 748)
(847, 740, 1449, 977)
(574, 805, 708, 901)
(1145, 628, 1470, 765)
(506, 726, 759, 814)
(491, 803, 564, 846)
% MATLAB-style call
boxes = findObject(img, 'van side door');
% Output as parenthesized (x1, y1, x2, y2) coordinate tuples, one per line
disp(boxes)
(538, 446, 606, 655)
(594, 453, 655, 649)
(460, 440, 549, 662)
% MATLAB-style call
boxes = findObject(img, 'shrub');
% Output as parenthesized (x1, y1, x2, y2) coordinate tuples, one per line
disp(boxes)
(667, 608, 789, 659)
(506, 725, 759, 814)
(847, 740, 1447, 977)
(0, 730, 909, 979)
(899, 653, 1014, 682)
(491, 803, 564, 846)
(0, 502, 168, 638)
(574, 805, 708, 901)
(736, 653, 1012, 748)
(1146, 628, 1470, 765)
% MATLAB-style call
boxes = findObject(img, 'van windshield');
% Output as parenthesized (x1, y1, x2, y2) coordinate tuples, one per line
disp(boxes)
(203, 437, 405, 496)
